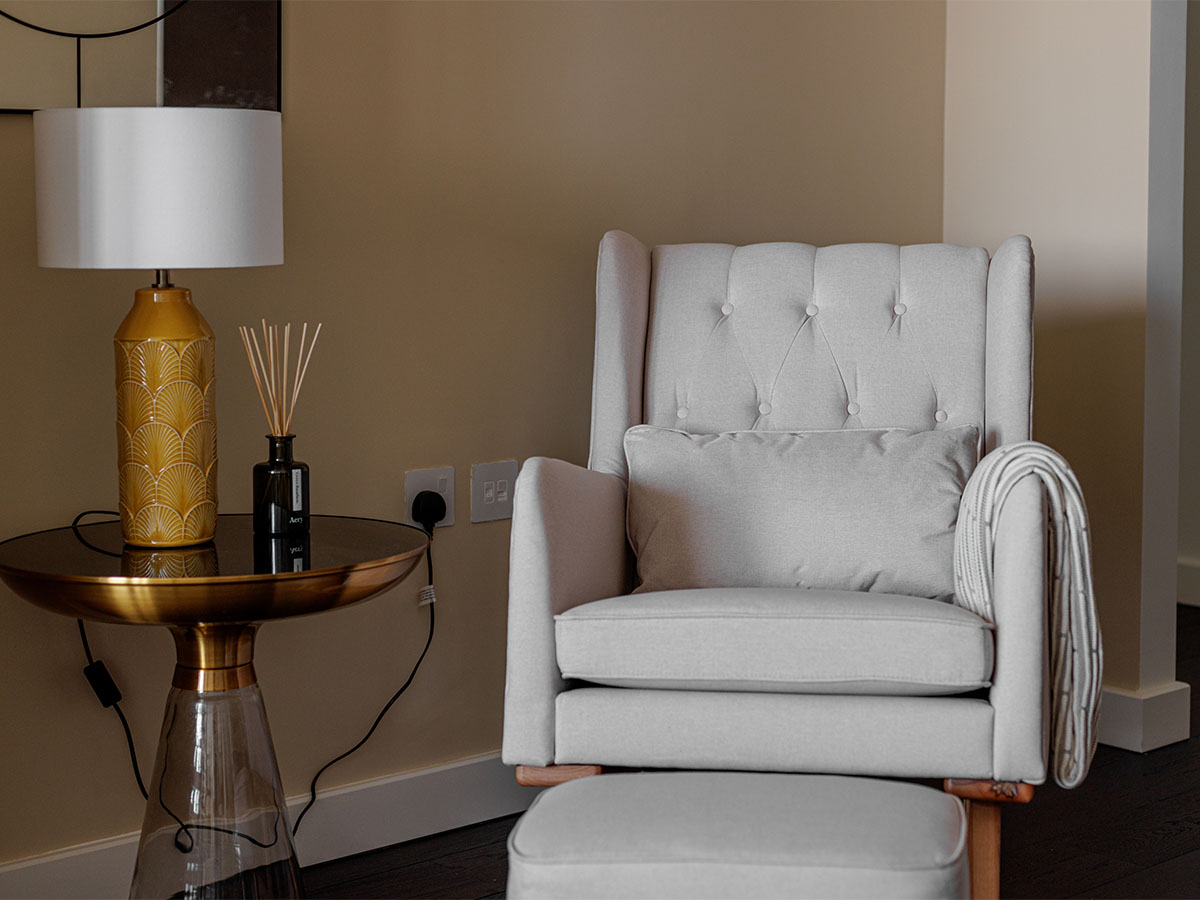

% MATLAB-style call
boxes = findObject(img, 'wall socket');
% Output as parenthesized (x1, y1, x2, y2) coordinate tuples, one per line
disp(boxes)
(404, 466, 455, 528)
(471, 459, 519, 523)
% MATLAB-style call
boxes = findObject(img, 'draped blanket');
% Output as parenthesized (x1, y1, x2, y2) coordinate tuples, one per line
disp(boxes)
(953, 441, 1102, 789)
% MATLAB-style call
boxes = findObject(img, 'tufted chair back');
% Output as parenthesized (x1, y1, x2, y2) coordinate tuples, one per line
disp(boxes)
(587, 232, 1033, 479)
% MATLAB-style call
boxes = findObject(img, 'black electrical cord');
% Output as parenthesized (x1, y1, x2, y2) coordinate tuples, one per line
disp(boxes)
(70, 509, 122, 557)
(291, 523, 438, 837)
(157, 703, 281, 854)
(68, 506, 438, 844)
(71, 510, 148, 801)
(69, 509, 275, 851)
(77, 616, 149, 801)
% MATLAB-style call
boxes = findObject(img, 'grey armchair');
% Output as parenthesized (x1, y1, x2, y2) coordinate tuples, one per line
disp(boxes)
(503, 231, 1044, 897)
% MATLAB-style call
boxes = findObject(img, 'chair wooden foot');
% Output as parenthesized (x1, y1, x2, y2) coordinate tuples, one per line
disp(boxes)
(944, 780, 1033, 899)
(516, 764, 602, 787)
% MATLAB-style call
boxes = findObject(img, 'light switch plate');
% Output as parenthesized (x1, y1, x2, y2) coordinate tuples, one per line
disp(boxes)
(404, 466, 455, 528)
(471, 459, 519, 523)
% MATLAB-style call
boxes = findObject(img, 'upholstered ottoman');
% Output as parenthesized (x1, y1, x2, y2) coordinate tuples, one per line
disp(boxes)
(507, 772, 968, 899)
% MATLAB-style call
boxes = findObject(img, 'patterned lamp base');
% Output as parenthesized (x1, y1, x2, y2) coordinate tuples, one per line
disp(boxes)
(115, 288, 218, 547)
(121, 545, 220, 579)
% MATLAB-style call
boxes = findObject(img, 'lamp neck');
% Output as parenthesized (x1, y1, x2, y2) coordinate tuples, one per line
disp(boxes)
(153, 269, 174, 289)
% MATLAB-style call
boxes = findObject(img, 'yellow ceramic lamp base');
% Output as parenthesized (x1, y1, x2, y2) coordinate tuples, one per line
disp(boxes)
(115, 287, 218, 547)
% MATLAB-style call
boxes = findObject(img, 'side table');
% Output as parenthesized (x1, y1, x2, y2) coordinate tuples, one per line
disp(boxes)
(0, 514, 428, 899)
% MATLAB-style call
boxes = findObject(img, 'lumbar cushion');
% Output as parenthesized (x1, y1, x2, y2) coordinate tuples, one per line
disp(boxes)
(556, 588, 993, 696)
(624, 424, 978, 599)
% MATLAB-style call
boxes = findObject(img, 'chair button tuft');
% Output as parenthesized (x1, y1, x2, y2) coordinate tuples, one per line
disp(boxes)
(677, 407, 689, 419)
(758, 402, 772, 415)
(721, 302, 734, 316)
(805, 304, 819, 317)
(935, 409, 948, 423)
(847, 401, 861, 416)
(893, 303, 907, 316)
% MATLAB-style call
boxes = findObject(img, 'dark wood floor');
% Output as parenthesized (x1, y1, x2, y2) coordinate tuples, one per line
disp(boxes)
(303, 815, 513, 899)
(304, 607, 1200, 899)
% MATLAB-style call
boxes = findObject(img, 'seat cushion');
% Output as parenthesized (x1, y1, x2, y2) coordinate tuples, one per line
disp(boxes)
(555, 588, 994, 695)
(554, 689, 995, 777)
(507, 772, 968, 899)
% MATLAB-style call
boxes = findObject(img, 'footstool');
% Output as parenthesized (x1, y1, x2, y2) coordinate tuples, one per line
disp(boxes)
(507, 772, 968, 899)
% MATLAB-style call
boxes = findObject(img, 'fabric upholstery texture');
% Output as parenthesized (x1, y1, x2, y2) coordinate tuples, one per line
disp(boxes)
(956, 443, 1099, 788)
(588, 231, 652, 478)
(587, 233, 1033, 502)
(625, 424, 978, 598)
(988, 473, 1048, 784)
(502, 457, 630, 766)
(983, 236, 1034, 452)
(555, 688, 995, 777)
(642, 241, 988, 438)
(507, 772, 969, 899)
(556, 588, 994, 695)
(504, 231, 1045, 785)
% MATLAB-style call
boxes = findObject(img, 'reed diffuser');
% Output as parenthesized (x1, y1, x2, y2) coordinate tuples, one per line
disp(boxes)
(239, 321, 322, 537)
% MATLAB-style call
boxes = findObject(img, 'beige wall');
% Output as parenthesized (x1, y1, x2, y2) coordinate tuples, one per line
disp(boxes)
(0, 0, 947, 862)
(0, 1, 158, 109)
(943, 0, 1152, 690)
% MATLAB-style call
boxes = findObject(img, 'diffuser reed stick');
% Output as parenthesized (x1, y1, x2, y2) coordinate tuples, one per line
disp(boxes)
(238, 321, 323, 436)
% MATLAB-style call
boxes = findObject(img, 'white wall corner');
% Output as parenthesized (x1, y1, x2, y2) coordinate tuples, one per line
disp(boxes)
(1178, 557, 1200, 606)
(1141, 0, 1187, 691)
(0, 752, 538, 900)
(1098, 682, 1191, 752)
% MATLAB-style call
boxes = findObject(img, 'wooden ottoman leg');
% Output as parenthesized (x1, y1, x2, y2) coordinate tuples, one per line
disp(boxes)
(944, 779, 1034, 900)
(516, 764, 602, 787)
(964, 800, 1001, 899)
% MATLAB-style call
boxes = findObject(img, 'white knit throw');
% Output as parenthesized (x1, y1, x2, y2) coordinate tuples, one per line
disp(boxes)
(953, 441, 1102, 790)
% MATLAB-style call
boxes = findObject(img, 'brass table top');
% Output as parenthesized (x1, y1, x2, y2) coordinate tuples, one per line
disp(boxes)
(0, 514, 428, 627)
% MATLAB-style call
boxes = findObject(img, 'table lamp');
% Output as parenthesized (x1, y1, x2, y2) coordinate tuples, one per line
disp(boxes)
(33, 107, 283, 547)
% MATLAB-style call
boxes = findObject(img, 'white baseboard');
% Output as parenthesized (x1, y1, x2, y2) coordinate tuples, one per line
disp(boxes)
(1178, 557, 1200, 606)
(1098, 681, 1192, 751)
(0, 752, 539, 900)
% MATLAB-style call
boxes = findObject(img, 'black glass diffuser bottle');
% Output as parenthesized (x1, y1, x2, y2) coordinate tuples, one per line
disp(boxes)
(253, 434, 310, 536)
(240, 321, 322, 541)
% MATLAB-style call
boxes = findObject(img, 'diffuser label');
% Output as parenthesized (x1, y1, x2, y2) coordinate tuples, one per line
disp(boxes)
(292, 470, 303, 511)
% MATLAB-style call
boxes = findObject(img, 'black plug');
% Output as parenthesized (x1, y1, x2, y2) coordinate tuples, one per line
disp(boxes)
(412, 490, 447, 537)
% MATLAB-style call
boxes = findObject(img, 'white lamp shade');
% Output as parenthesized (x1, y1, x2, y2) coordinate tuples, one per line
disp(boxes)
(34, 107, 283, 270)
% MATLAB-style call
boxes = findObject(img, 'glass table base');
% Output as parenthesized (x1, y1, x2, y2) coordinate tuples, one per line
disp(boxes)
(130, 682, 301, 899)
(0, 516, 428, 900)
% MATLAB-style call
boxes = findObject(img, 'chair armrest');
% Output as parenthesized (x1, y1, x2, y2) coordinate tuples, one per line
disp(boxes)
(976, 470, 1049, 784)
(502, 457, 630, 766)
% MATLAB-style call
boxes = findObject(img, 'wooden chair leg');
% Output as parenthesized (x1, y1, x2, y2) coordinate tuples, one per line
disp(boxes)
(944, 779, 1033, 900)
(965, 799, 1001, 899)
(516, 764, 602, 787)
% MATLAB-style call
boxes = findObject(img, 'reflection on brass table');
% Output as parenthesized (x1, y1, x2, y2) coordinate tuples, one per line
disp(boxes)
(0, 515, 427, 899)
